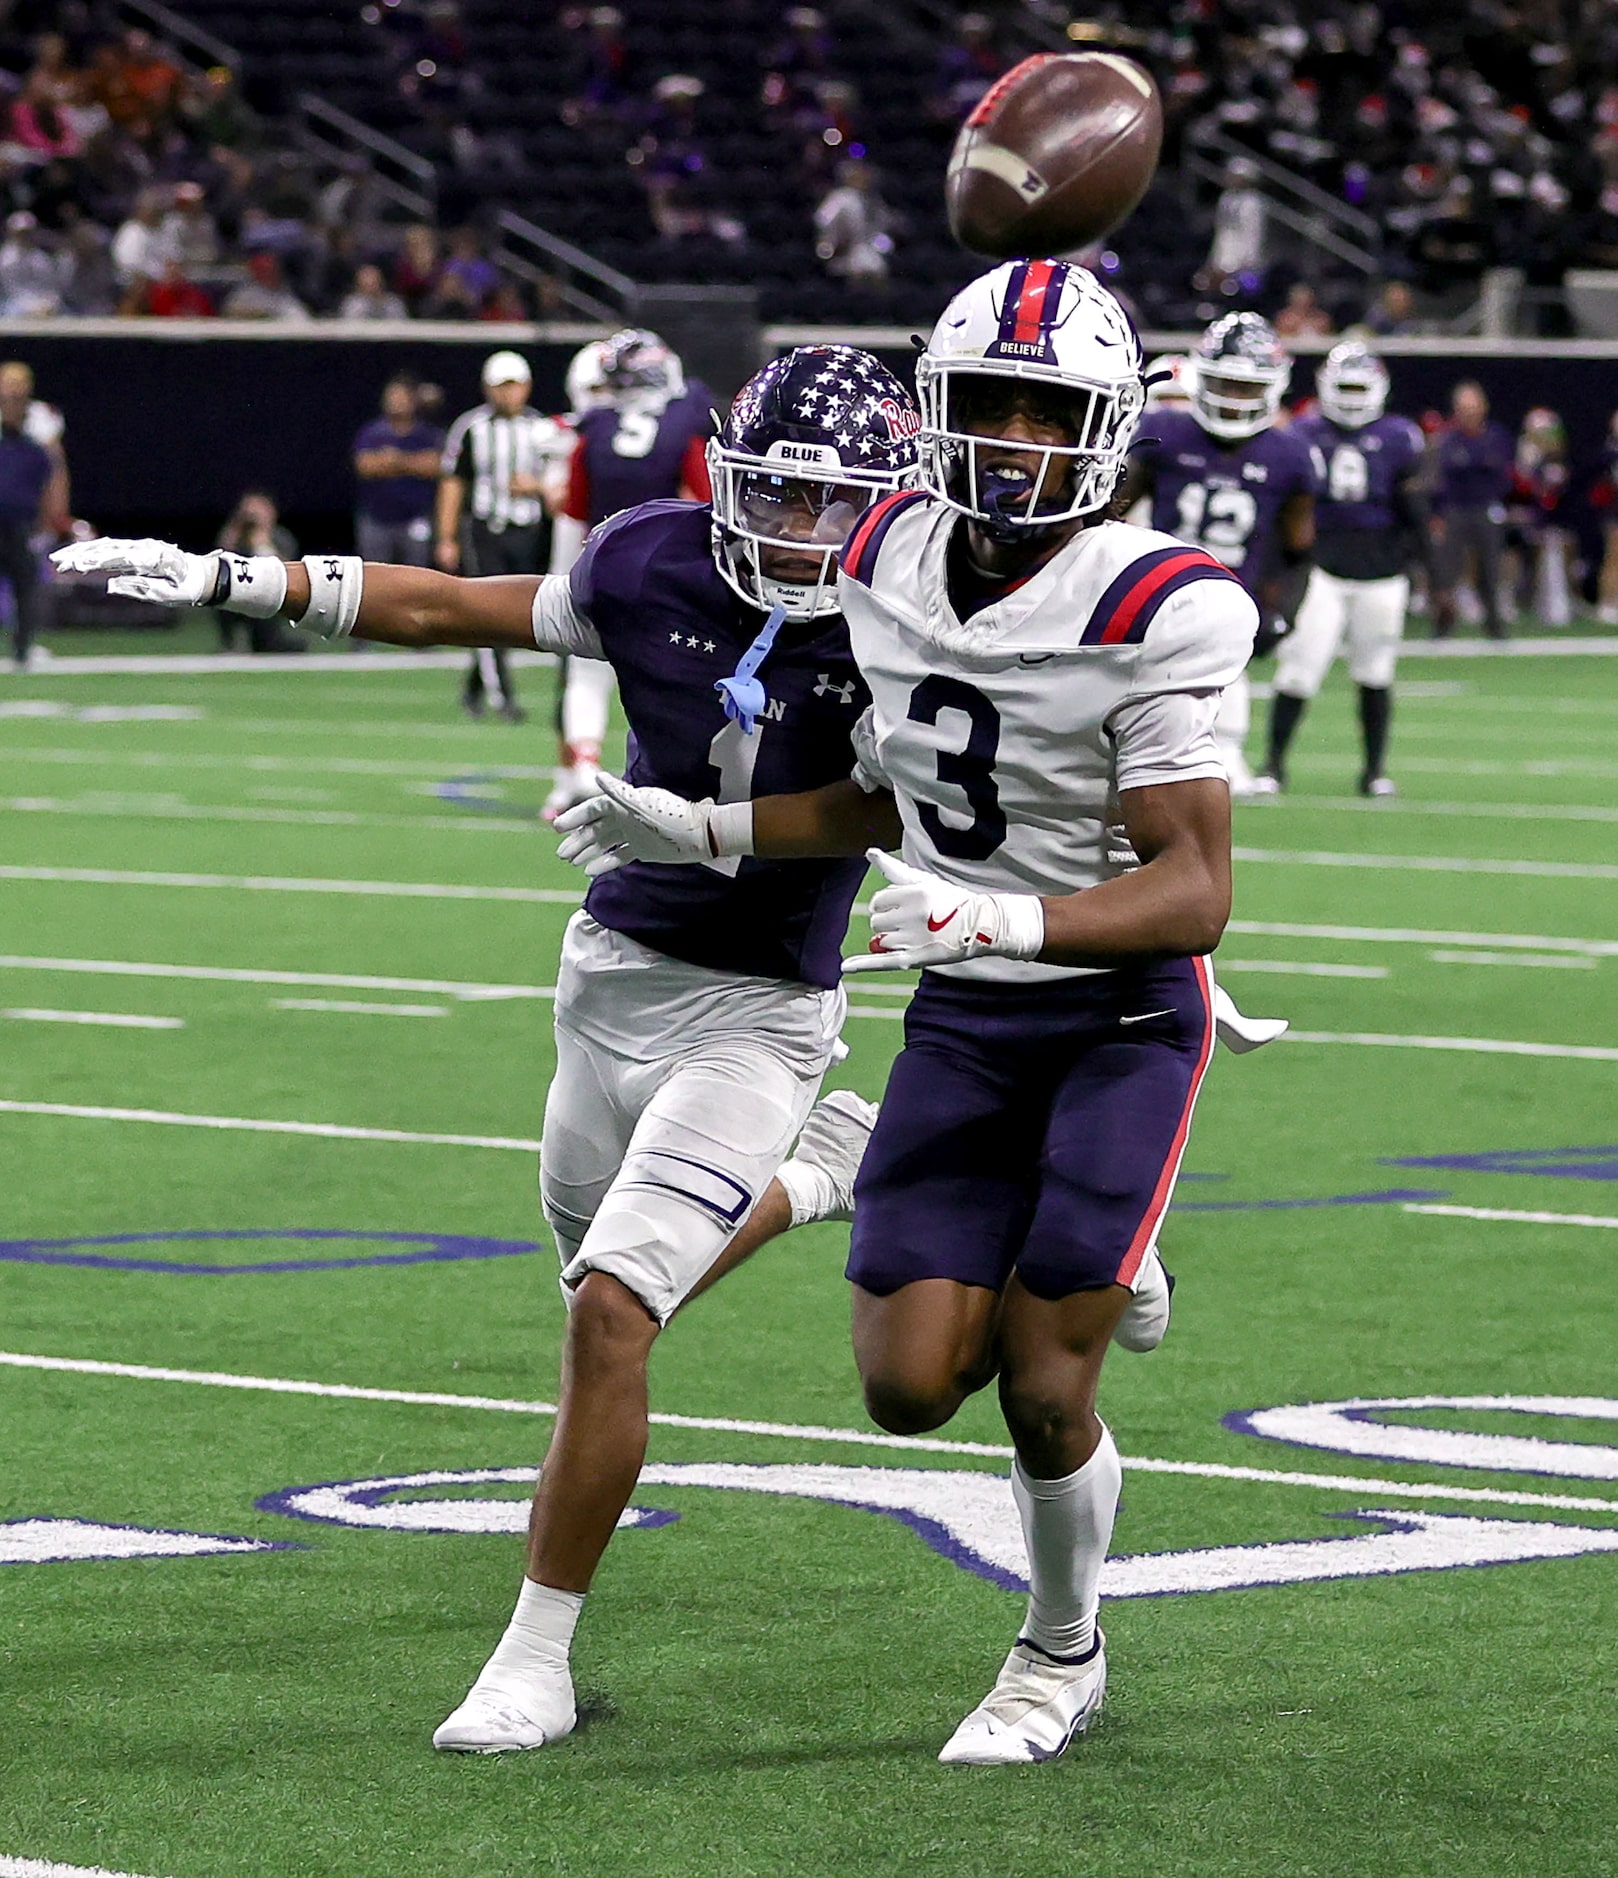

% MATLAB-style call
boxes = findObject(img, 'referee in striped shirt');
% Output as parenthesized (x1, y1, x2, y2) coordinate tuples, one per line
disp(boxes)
(436, 350, 570, 719)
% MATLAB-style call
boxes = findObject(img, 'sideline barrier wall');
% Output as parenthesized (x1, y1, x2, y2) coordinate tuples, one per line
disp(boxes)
(3, 320, 1616, 553)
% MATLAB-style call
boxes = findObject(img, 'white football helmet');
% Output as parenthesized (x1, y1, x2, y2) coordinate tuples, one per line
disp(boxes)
(916, 259, 1145, 536)
(1315, 340, 1390, 429)
(599, 327, 686, 410)
(564, 339, 614, 416)
(1189, 312, 1291, 440)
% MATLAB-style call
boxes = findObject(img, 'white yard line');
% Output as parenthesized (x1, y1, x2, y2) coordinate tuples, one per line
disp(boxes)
(1429, 949, 1596, 970)
(0, 1858, 170, 1878)
(0, 795, 536, 835)
(1399, 636, 1618, 657)
(0, 747, 553, 780)
(2, 1009, 183, 1030)
(1284, 1031, 1618, 1062)
(0, 1348, 1613, 1516)
(1405, 1203, 1618, 1230)
(0, 955, 555, 1001)
(1217, 960, 1388, 979)
(11, 649, 556, 676)
(1234, 846, 1618, 882)
(0, 867, 581, 905)
(1266, 796, 1618, 827)
(0, 1101, 541, 1152)
(1226, 919, 1618, 957)
(274, 999, 448, 1018)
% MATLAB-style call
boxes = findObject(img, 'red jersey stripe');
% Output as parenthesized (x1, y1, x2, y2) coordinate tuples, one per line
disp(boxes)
(1099, 550, 1227, 646)
(841, 489, 917, 582)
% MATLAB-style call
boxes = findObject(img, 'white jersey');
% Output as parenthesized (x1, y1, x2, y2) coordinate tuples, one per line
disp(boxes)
(838, 492, 1258, 982)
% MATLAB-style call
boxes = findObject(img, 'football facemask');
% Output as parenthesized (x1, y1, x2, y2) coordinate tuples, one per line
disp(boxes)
(917, 260, 1145, 539)
(709, 445, 889, 619)
(1316, 342, 1389, 428)
(1190, 313, 1291, 440)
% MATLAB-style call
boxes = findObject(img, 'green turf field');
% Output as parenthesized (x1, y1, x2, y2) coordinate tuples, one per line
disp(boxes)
(2, 644, 1616, 1878)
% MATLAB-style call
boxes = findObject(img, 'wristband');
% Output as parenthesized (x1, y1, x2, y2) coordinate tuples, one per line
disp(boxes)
(707, 800, 755, 858)
(297, 554, 365, 640)
(996, 893, 1046, 961)
(212, 553, 289, 619)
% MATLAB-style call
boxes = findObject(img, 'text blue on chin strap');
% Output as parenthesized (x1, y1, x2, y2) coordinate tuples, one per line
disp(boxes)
(714, 602, 787, 735)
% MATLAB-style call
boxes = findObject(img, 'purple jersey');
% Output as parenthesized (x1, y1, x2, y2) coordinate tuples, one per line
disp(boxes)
(1294, 411, 1424, 581)
(566, 386, 715, 528)
(1132, 410, 1316, 598)
(571, 501, 869, 990)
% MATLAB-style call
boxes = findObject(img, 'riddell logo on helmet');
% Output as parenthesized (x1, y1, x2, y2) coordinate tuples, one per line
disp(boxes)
(878, 398, 921, 440)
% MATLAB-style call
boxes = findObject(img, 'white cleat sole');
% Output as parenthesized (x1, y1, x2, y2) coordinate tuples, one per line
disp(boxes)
(432, 1685, 576, 1755)
(938, 1641, 1106, 1765)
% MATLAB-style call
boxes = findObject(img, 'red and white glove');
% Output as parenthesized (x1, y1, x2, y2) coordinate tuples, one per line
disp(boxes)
(843, 848, 1045, 975)
(554, 771, 753, 876)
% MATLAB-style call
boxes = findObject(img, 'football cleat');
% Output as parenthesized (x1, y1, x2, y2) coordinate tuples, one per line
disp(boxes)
(1212, 983, 1288, 1054)
(1246, 771, 1283, 797)
(1358, 773, 1396, 799)
(543, 760, 602, 823)
(779, 1089, 878, 1224)
(1115, 1243, 1174, 1354)
(432, 1675, 577, 1755)
(938, 1634, 1106, 1765)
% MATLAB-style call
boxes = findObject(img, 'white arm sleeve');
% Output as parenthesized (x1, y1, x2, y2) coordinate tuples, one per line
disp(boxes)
(1110, 689, 1226, 793)
(530, 574, 605, 658)
(850, 704, 891, 795)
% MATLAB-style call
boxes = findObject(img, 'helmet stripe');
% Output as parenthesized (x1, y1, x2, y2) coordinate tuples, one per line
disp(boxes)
(1010, 258, 1057, 346)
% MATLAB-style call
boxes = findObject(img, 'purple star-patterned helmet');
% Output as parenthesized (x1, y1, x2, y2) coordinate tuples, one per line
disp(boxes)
(707, 344, 920, 620)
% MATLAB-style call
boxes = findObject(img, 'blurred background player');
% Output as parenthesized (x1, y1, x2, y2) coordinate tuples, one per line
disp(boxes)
(437, 349, 572, 720)
(1429, 381, 1513, 642)
(1118, 313, 1314, 794)
(0, 360, 69, 536)
(1256, 343, 1425, 798)
(352, 375, 442, 568)
(1504, 407, 1573, 631)
(545, 327, 715, 817)
(0, 362, 51, 670)
(214, 489, 299, 655)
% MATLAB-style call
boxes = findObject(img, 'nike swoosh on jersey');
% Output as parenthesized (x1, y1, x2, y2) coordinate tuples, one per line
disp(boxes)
(1119, 1008, 1174, 1024)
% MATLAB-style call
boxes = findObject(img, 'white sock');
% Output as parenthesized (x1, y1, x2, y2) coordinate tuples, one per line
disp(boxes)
(473, 1577, 583, 1708)
(1013, 1424, 1121, 1663)
(774, 1155, 838, 1228)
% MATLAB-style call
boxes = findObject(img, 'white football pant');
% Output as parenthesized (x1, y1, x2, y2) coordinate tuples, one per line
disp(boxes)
(541, 913, 843, 1323)
(1215, 672, 1252, 790)
(1276, 570, 1407, 699)
(560, 655, 614, 758)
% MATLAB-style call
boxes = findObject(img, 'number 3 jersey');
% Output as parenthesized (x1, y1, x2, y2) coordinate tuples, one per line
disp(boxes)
(1131, 409, 1317, 597)
(530, 500, 870, 989)
(838, 492, 1258, 984)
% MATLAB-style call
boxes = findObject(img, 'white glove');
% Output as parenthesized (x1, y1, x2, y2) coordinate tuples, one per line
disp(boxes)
(50, 537, 288, 616)
(844, 848, 1045, 975)
(555, 770, 752, 877)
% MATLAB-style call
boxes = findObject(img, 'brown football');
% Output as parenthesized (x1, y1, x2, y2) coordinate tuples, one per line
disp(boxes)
(946, 52, 1163, 259)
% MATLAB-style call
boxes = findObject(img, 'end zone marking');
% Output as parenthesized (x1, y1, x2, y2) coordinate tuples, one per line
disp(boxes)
(1, 1350, 1615, 1516)
(1406, 1203, 1618, 1230)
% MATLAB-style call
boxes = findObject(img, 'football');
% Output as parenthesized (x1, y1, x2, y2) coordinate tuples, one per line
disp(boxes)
(946, 52, 1164, 259)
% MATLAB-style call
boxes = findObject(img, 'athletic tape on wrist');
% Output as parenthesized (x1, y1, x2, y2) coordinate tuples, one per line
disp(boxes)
(297, 554, 365, 640)
(214, 553, 288, 619)
(707, 801, 755, 858)
(999, 894, 1046, 961)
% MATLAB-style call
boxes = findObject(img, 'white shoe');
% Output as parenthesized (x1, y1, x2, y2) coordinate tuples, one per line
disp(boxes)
(938, 1635, 1106, 1765)
(1222, 749, 1259, 797)
(432, 1674, 576, 1754)
(1212, 984, 1288, 1054)
(543, 760, 601, 824)
(778, 1090, 878, 1224)
(1115, 1243, 1172, 1353)
(1245, 771, 1282, 797)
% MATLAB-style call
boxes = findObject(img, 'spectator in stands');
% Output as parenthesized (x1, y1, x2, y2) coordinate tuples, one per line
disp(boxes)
(425, 226, 499, 317)
(1363, 280, 1417, 335)
(178, 64, 262, 169)
(89, 40, 141, 131)
(215, 490, 299, 653)
(1431, 381, 1515, 640)
(392, 223, 441, 313)
(141, 258, 215, 319)
(340, 263, 407, 321)
(481, 280, 530, 322)
(110, 187, 172, 290)
(814, 160, 894, 285)
(353, 376, 442, 565)
(0, 213, 65, 317)
(1202, 158, 1266, 285)
(1274, 281, 1334, 339)
(114, 30, 182, 129)
(161, 181, 218, 274)
(929, 12, 1002, 124)
(559, 5, 630, 130)
(0, 365, 52, 670)
(26, 34, 80, 111)
(223, 251, 310, 321)
(61, 222, 116, 314)
(9, 74, 81, 160)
